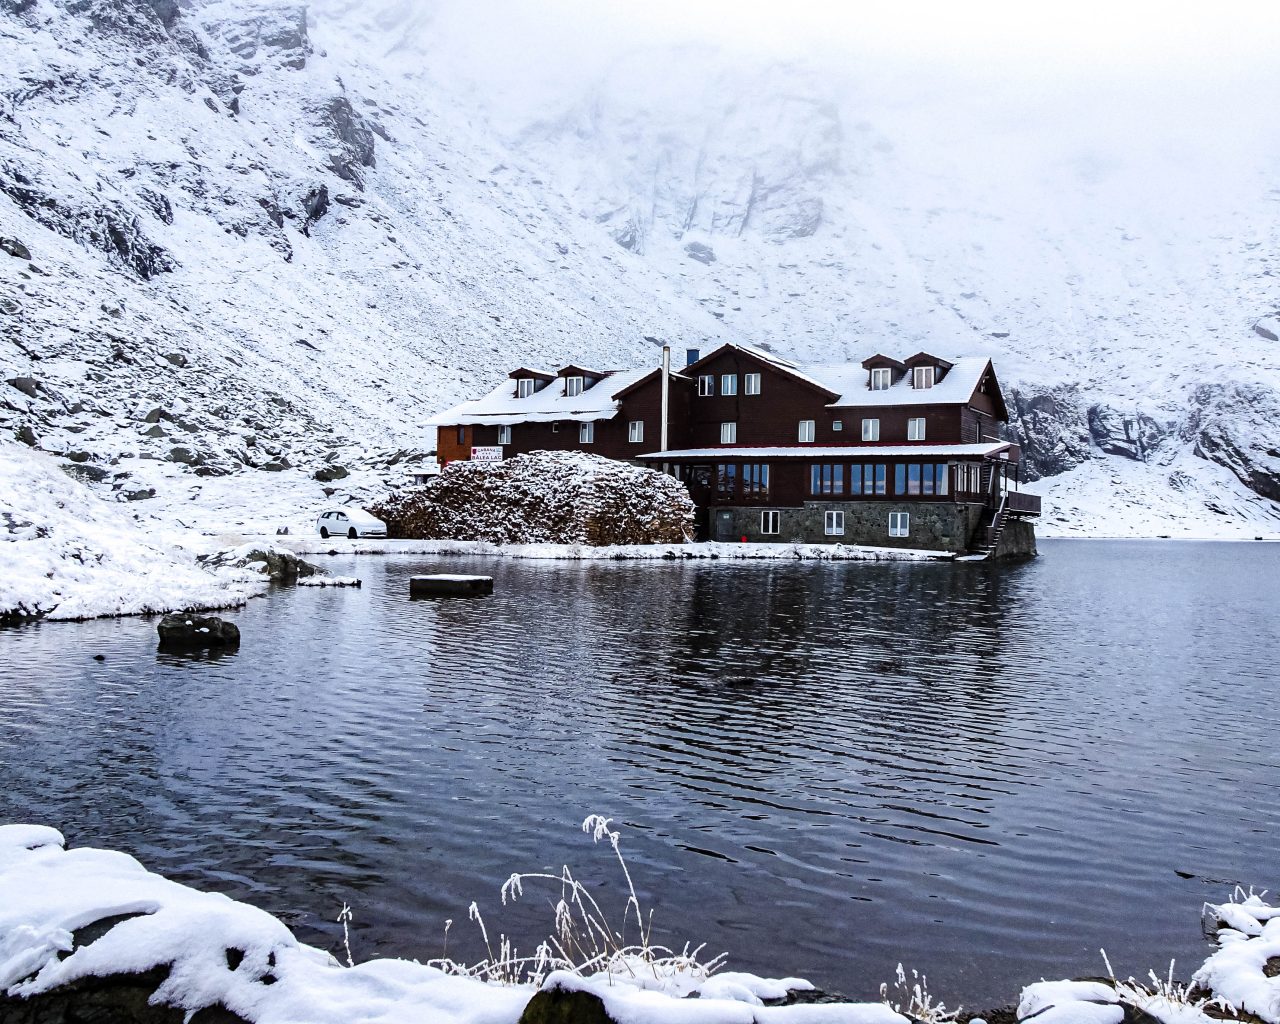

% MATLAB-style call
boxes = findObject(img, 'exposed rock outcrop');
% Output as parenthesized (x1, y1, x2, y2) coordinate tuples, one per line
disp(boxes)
(1182, 382, 1280, 502)
(1004, 384, 1093, 482)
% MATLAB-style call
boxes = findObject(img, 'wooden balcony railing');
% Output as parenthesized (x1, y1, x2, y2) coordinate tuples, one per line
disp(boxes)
(1005, 491, 1042, 516)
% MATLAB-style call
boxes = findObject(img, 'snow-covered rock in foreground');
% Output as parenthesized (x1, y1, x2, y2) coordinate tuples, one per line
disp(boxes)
(1194, 893, 1280, 1024)
(0, 824, 903, 1024)
(0, 443, 264, 621)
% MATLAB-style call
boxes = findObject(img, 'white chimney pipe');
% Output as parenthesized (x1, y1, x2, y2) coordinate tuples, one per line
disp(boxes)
(660, 345, 670, 455)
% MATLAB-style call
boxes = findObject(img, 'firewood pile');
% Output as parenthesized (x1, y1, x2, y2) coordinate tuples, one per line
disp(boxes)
(372, 451, 695, 545)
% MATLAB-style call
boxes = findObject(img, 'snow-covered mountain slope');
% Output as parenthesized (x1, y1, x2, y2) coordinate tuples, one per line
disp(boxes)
(1, 0, 1278, 538)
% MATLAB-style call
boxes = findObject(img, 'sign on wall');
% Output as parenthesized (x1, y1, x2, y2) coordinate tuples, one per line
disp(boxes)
(471, 446, 503, 462)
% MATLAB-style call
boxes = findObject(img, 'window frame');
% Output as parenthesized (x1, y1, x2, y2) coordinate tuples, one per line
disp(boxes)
(824, 510, 845, 537)
(628, 420, 644, 444)
(861, 418, 880, 442)
(720, 421, 737, 444)
(744, 372, 762, 396)
(907, 417, 926, 441)
(760, 510, 780, 535)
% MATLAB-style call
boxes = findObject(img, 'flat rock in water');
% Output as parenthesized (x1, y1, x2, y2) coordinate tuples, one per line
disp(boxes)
(409, 574, 494, 597)
(156, 613, 241, 649)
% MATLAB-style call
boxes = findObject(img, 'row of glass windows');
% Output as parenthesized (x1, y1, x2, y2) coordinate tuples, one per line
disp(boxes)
(759, 509, 910, 538)
(715, 417, 924, 444)
(716, 463, 770, 497)
(699, 373, 762, 397)
(809, 463, 952, 496)
(489, 421, 647, 445)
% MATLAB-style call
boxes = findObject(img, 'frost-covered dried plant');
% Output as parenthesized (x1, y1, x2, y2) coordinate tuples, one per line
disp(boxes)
(1100, 949, 1230, 1020)
(880, 963, 959, 1024)
(337, 903, 355, 968)
(427, 814, 726, 989)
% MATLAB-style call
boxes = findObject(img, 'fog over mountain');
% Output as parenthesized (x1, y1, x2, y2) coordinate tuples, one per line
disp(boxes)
(2, 0, 1278, 535)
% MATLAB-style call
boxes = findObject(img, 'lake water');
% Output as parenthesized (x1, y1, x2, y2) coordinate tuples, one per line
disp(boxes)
(1, 540, 1277, 1007)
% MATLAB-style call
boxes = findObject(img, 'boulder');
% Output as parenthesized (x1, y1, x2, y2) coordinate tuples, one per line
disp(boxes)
(201, 545, 321, 582)
(168, 446, 202, 467)
(157, 613, 241, 649)
(0, 236, 31, 259)
(313, 464, 348, 482)
(518, 987, 615, 1024)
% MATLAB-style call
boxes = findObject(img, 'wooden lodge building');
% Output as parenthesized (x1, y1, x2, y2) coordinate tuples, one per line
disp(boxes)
(429, 344, 1041, 555)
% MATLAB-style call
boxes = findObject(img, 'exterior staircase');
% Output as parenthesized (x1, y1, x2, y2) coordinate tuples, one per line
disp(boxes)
(972, 496, 1009, 560)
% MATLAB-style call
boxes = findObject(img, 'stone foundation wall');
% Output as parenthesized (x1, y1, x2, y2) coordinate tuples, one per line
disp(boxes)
(710, 501, 1036, 557)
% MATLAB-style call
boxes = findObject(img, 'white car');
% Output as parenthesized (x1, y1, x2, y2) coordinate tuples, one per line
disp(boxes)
(316, 507, 387, 540)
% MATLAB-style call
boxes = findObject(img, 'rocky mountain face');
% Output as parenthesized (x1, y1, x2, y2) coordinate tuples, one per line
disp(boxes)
(1, 0, 1278, 535)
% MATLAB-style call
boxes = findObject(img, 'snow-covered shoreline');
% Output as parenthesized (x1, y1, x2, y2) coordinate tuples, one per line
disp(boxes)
(274, 536, 951, 562)
(1, 825, 1275, 1024)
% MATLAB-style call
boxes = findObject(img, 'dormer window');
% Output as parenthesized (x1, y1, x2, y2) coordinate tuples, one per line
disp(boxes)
(870, 367, 891, 391)
(565, 376, 584, 397)
(912, 366, 935, 389)
(516, 378, 534, 398)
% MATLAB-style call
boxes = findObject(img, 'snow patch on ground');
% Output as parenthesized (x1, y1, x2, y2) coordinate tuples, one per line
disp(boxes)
(0, 444, 265, 621)
(1036, 455, 1280, 539)
(0, 825, 904, 1024)
(1195, 893, 1280, 1024)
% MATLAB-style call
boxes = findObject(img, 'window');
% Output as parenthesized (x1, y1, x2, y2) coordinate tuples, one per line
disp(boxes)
(908, 417, 926, 441)
(810, 464, 844, 496)
(824, 510, 845, 536)
(744, 373, 761, 395)
(761, 510, 780, 535)
(516, 378, 534, 398)
(889, 512, 910, 537)
(497, 425, 512, 445)
(628, 420, 644, 443)
(720, 421, 737, 444)
(716, 463, 738, 497)
(849, 464, 862, 495)
(579, 421, 594, 444)
(870, 367, 891, 390)
(551, 422, 560, 433)
(721, 373, 737, 396)
(862, 418, 880, 442)
(832, 420, 843, 432)
(936, 464, 949, 496)
(456, 426, 466, 444)
(895, 464, 907, 495)
(798, 419, 815, 443)
(907, 463, 921, 495)
(865, 463, 887, 495)
(912, 366, 935, 389)
(565, 376, 584, 397)
(698, 374, 715, 396)
(743, 463, 769, 496)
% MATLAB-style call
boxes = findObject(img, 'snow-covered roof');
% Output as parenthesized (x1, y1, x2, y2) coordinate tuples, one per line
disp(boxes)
(428, 367, 655, 426)
(637, 443, 1015, 460)
(801, 356, 992, 408)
